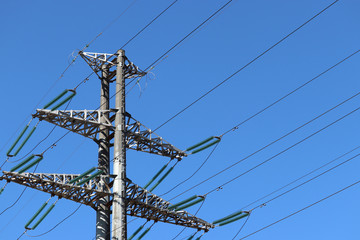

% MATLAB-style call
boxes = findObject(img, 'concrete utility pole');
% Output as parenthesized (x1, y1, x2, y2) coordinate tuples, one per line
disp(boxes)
(96, 64, 111, 240)
(112, 49, 127, 239)
(0, 49, 215, 240)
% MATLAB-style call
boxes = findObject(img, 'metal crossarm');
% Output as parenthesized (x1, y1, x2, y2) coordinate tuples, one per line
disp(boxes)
(33, 109, 116, 140)
(79, 51, 146, 80)
(123, 112, 186, 160)
(125, 179, 214, 231)
(0, 171, 214, 231)
(33, 109, 187, 160)
(0, 171, 111, 209)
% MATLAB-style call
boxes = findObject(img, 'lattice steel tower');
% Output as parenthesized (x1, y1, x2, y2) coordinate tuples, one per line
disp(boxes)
(0, 49, 214, 239)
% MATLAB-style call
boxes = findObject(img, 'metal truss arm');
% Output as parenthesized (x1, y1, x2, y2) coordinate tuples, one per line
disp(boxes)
(33, 109, 187, 160)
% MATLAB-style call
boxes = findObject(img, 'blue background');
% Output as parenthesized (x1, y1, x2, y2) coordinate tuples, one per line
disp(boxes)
(1, 0, 360, 239)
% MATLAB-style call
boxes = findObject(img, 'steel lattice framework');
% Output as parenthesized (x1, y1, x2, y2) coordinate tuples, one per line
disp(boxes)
(33, 109, 186, 160)
(79, 51, 146, 80)
(0, 51, 215, 239)
(0, 171, 214, 231)
(0, 171, 111, 209)
(126, 180, 214, 231)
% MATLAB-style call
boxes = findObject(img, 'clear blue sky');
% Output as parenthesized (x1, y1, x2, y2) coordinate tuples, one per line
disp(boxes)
(1, 0, 360, 239)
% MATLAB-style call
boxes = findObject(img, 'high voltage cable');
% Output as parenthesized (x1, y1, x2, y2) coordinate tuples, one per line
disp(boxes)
(121, 0, 180, 49)
(124, 0, 236, 88)
(240, 144, 360, 210)
(249, 151, 360, 211)
(238, 178, 360, 240)
(113, 66, 360, 184)
(232, 213, 251, 240)
(96, 46, 360, 197)
(158, 47, 360, 197)
(106, 0, 235, 106)
(172, 145, 360, 238)
(177, 146, 360, 239)
(87, 0, 187, 110)
(92, 0, 182, 95)
(203, 104, 360, 197)
(169, 90, 360, 201)
(144, 0, 235, 73)
(153, 0, 339, 131)
(221, 49, 360, 137)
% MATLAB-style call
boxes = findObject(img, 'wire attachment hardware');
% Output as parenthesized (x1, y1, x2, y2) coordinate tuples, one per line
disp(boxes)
(43, 89, 76, 111)
(24, 198, 58, 230)
(0, 182, 8, 196)
(128, 223, 147, 240)
(212, 210, 249, 226)
(143, 162, 170, 190)
(10, 154, 43, 173)
(186, 136, 221, 154)
(68, 167, 104, 186)
(6, 120, 39, 157)
(168, 195, 205, 211)
(148, 162, 177, 192)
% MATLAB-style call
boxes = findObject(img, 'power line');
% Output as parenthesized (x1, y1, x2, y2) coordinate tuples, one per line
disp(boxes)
(238, 178, 360, 240)
(160, 47, 360, 198)
(120, 0, 237, 98)
(153, 0, 339, 131)
(169, 89, 360, 200)
(121, 0, 180, 49)
(204, 104, 360, 196)
(240, 144, 360, 210)
(221, 49, 360, 137)
(250, 151, 360, 211)
(232, 213, 251, 240)
(144, 0, 235, 74)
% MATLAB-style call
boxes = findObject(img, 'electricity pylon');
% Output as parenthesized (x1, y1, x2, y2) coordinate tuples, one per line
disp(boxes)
(1, 49, 214, 239)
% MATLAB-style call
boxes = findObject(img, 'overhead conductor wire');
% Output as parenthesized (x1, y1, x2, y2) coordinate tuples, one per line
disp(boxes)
(160, 47, 360, 197)
(153, 0, 339, 131)
(248, 151, 360, 212)
(228, 146, 360, 238)
(124, 0, 237, 88)
(238, 178, 360, 240)
(202, 103, 360, 197)
(170, 90, 360, 201)
(105, 0, 341, 169)
(240, 144, 360, 210)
